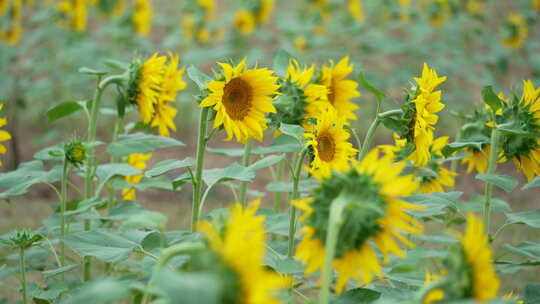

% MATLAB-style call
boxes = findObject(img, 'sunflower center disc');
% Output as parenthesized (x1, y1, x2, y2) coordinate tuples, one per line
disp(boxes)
(223, 77, 253, 120)
(327, 79, 337, 105)
(317, 133, 336, 162)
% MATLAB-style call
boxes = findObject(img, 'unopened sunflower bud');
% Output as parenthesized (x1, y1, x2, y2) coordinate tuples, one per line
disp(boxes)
(65, 140, 86, 167)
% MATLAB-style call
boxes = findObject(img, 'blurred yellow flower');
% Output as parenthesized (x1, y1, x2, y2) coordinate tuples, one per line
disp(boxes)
(122, 153, 152, 201)
(347, 0, 364, 21)
(234, 9, 255, 35)
(0, 104, 11, 166)
(501, 13, 528, 49)
(132, 0, 152, 37)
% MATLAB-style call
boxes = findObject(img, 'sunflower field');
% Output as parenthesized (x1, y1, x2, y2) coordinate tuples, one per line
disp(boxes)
(1, 0, 540, 303)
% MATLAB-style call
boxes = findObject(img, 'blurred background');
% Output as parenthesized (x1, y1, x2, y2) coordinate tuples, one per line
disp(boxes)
(0, 0, 539, 298)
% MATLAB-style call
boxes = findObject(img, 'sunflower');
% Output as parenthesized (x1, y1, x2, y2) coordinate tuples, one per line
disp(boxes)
(132, 0, 152, 37)
(122, 153, 152, 201)
(498, 80, 540, 181)
(56, 0, 88, 32)
(466, 0, 484, 16)
(347, 0, 364, 21)
(399, 0, 412, 23)
(423, 272, 444, 304)
(198, 200, 286, 304)
(255, 0, 274, 24)
(0, 104, 11, 166)
(269, 59, 328, 130)
(150, 53, 186, 137)
(0, 0, 22, 45)
(533, 0, 540, 12)
(127, 52, 185, 137)
(381, 136, 457, 193)
(295, 148, 424, 293)
(318, 57, 360, 122)
(421, 0, 450, 27)
(234, 9, 255, 35)
(196, 0, 215, 22)
(294, 35, 307, 52)
(503, 291, 524, 304)
(397, 63, 446, 167)
(418, 213, 499, 303)
(461, 145, 490, 174)
(200, 59, 280, 143)
(305, 109, 357, 180)
(501, 13, 528, 49)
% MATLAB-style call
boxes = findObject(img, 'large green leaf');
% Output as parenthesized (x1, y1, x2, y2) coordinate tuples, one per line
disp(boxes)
(187, 65, 213, 90)
(145, 158, 194, 178)
(42, 264, 79, 278)
(476, 173, 518, 193)
(63, 277, 131, 304)
(272, 49, 294, 77)
(63, 230, 141, 263)
(358, 73, 386, 101)
(152, 269, 220, 304)
(506, 209, 540, 228)
(252, 134, 302, 154)
(502, 242, 540, 262)
(248, 154, 286, 172)
(265, 254, 304, 275)
(525, 284, 540, 304)
(331, 288, 381, 304)
(0, 161, 62, 199)
(28, 281, 69, 302)
(456, 194, 511, 213)
(96, 163, 140, 184)
(482, 85, 502, 112)
(46, 101, 84, 123)
(279, 123, 304, 143)
(405, 192, 462, 217)
(202, 162, 255, 187)
(266, 178, 319, 193)
(107, 133, 184, 157)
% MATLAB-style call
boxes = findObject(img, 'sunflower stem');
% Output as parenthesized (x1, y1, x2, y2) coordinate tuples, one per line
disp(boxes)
(141, 243, 204, 304)
(19, 246, 27, 304)
(319, 194, 348, 304)
(287, 148, 308, 258)
(239, 139, 253, 207)
(483, 126, 500, 237)
(449, 127, 462, 190)
(60, 157, 70, 281)
(83, 74, 125, 281)
(273, 159, 285, 213)
(358, 117, 381, 161)
(191, 107, 210, 232)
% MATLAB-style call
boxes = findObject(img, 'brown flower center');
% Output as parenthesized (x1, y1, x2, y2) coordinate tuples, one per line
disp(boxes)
(327, 79, 337, 105)
(317, 133, 336, 162)
(222, 77, 253, 120)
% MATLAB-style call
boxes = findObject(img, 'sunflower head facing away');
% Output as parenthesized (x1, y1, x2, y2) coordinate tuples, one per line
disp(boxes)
(420, 213, 499, 303)
(200, 59, 280, 143)
(269, 59, 328, 128)
(127, 52, 186, 137)
(497, 80, 540, 181)
(422, 0, 451, 27)
(318, 57, 360, 122)
(295, 148, 423, 293)
(501, 13, 528, 49)
(395, 63, 446, 166)
(197, 200, 286, 304)
(305, 109, 357, 180)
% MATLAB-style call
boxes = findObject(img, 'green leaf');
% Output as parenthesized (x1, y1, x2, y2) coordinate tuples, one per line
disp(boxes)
(273, 49, 294, 77)
(482, 85, 502, 112)
(0, 161, 61, 199)
(331, 288, 381, 304)
(78, 67, 107, 76)
(404, 192, 462, 217)
(187, 65, 212, 90)
(266, 178, 319, 193)
(202, 163, 255, 187)
(152, 269, 220, 304)
(525, 284, 540, 304)
(145, 158, 194, 178)
(29, 281, 69, 301)
(96, 163, 140, 184)
(506, 209, 540, 228)
(33, 144, 64, 162)
(42, 264, 79, 278)
(476, 173, 518, 193)
(456, 195, 511, 213)
(206, 147, 244, 157)
(265, 255, 304, 275)
(107, 133, 184, 157)
(64, 277, 131, 304)
(279, 123, 304, 143)
(253, 134, 302, 154)
(358, 73, 385, 101)
(523, 177, 540, 190)
(46, 101, 83, 123)
(502, 242, 540, 262)
(248, 154, 285, 172)
(63, 230, 140, 263)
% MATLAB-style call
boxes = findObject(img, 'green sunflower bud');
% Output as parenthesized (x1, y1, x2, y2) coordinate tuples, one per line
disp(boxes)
(65, 140, 86, 167)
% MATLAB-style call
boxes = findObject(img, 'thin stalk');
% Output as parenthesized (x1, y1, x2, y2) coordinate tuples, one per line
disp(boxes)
(141, 243, 204, 304)
(449, 127, 461, 182)
(273, 159, 285, 213)
(238, 139, 253, 207)
(287, 148, 308, 258)
(107, 116, 123, 212)
(319, 194, 348, 304)
(483, 126, 501, 236)
(83, 74, 126, 281)
(19, 247, 27, 304)
(191, 107, 210, 232)
(60, 158, 70, 281)
(358, 109, 402, 161)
